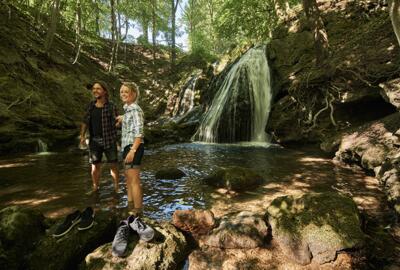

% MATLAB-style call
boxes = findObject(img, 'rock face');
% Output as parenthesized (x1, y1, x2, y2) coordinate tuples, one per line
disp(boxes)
(83, 220, 189, 270)
(172, 209, 216, 239)
(379, 78, 400, 110)
(204, 211, 269, 249)
(332, 113, 400, 215)
(155, 167, 186, 179)
(203, 166, 264, 192)
(265, 1, 399, 145)
(266, 192, 365, 265)
(0, 206, 46, 269)
(29, 211, 117, 270)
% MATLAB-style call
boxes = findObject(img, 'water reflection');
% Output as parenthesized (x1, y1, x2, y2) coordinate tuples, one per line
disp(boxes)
(0, 143, 382, 220)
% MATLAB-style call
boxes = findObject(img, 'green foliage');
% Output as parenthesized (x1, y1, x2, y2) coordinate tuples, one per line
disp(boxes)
(183, 0, 302, 55)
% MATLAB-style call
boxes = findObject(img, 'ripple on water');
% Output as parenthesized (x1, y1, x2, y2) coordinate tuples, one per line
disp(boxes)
(0, 143, 384, 220)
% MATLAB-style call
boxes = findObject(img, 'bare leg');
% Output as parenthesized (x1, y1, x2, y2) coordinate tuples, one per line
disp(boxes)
(91, 163, 101, 191)
(125, 168, 143, 213)
(110, 162, 119, 192)
(125, 172, 133, 202)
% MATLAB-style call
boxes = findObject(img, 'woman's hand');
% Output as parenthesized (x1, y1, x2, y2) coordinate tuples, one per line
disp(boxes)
(115, 115, 123, 127)
(124, 150, 135, 164)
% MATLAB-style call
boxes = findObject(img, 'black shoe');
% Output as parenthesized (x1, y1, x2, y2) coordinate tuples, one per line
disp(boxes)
(77, 207, 94, 231)
(52, 210, 81, 238)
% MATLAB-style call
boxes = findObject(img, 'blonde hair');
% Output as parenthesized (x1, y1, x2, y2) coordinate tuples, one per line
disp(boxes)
(122, 82, 140, 103)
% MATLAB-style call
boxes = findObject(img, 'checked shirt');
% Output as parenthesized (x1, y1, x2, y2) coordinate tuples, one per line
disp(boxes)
(121, 103, 144, 150)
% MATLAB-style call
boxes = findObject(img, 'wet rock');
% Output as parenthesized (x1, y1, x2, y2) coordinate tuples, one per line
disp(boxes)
(83, 220, 189, 270)
(29, 210, 117, 270)
(172, 209, 216, 239)
(0, 206, 46, 269)
(144, 121, 197, 147)
(379, 78, 400, 110)
(155, 167, 186, 179)
(266, 192, 365, 265)
(265, 95, 304, 144)
(202, 166, 264, 192)
(203, 211, 268, 249)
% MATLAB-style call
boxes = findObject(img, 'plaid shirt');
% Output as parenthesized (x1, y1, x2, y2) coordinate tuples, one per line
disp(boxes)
(121, 103, 144, 149)
(83, 100, 118, 149)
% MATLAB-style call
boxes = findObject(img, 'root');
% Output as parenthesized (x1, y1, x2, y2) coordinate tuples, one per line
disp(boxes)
(304, 89, 337, 132)
(7, 92, 34, 110)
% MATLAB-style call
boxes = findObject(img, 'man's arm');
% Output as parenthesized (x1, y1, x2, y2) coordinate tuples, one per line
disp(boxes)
(80, 123, 88, 145)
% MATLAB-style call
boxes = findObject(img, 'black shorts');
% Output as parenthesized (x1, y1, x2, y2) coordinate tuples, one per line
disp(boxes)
(89, 138, 118, 164)
(122, 143, 144, 169)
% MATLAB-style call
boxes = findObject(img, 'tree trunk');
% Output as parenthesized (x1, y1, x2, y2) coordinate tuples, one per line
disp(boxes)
(109, 0, 118, 72)
(34, 0, 44, 24)
(206, 0, 216, 52)
(142, 18, 149, 43)
(117, 0, 121, 42)
(122, 17, 129, 41)
(302, 0, 329, 66)
(171, 0, 179, 66)
(152, 0, 157, 62)
(389, 0, 400, 47)
(94, 0, 100, 35)
(72, 0, 82, 64)
(44, 0, 61, 52)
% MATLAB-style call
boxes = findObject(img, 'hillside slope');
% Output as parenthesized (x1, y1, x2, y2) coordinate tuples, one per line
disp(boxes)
(0, 2, 197, 154)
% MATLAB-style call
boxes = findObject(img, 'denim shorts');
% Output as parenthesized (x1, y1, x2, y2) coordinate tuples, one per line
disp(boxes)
(89, 137, 118, 164)
(122, 143, 144, 169)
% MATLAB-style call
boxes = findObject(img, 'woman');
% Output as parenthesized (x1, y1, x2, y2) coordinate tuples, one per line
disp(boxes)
(119, 82, 145, 216)
(112, 82, 154, 256)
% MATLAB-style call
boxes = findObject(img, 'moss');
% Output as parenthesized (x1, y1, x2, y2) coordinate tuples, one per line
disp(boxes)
(203, 166, 264, 191)
(267, 192, 364, 245)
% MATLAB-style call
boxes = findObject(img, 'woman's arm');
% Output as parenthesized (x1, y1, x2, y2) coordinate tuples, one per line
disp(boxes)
(124, 106, 144, 163)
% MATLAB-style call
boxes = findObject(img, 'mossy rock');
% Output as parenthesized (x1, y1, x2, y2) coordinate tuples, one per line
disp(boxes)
(0, 206, 46, 269)
(202, 166, 264, 192)
(155, 167, 186, 179)
(83, 220, 190, 270)
(204, 211, 269, 249)
(266, 192, 365, 265)
(29, 211, 117, 270)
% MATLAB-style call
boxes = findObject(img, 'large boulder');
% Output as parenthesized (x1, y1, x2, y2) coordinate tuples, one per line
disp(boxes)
(29, 210, 117, 270)
(83, 220, 189, 270)
(203, 211, 268, 249)
(172, 209, 216, 239)
(266, 192, 365, 265)
(0, 206, 46, 269)
(202, 166, 264, 192)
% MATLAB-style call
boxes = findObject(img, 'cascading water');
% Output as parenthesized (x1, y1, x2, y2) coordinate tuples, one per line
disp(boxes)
(193, 45, 272, 143)
(36, 139, 48, 153)
(172, 73, 199, 118)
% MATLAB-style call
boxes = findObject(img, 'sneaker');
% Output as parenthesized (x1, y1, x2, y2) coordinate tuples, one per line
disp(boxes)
(52, 210, 81, 238)
(112, 220, 130, 257)
(129, 216, 154, 242)
(77, 207, 94, 231)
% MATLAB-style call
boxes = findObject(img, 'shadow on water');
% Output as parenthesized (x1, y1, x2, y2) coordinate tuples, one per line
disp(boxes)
(0, 142, 386, 220)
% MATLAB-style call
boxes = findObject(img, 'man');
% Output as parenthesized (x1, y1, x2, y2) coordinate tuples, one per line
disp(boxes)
(80, 81, 119, 192)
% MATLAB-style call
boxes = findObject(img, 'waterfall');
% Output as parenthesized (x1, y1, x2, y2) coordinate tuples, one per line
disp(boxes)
(193, 45, 272, 143)
(172, 73, 198, 118)
(36, 139, 48, 153)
